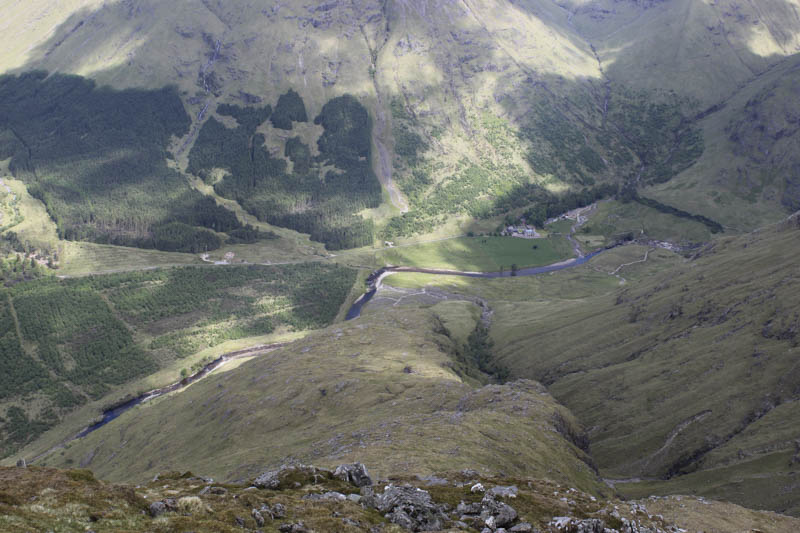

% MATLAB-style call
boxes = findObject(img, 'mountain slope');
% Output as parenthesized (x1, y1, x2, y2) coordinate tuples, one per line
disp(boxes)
(25, 304, 604, 496)
(3, 0, 798, 246)
(487, 215, 800, 514)
(370, 213, 800, 515)
(0, 263, 355, 459)
(561, 0, 800, 104)
(647, 53, 800, 228)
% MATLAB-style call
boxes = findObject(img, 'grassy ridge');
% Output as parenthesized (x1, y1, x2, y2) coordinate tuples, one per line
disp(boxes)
(33, 306, 604, 494)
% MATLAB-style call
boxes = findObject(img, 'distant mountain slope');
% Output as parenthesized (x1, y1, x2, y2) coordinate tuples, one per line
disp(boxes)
(647, 54, 800, 227)
(561, 0, 800, 104)
(3, 0, 798, 243)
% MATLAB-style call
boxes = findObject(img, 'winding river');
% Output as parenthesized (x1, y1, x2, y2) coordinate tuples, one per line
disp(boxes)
(32, 343, 287, 462)
(345, 247, 610, 320)
(37, 239, 621, 455)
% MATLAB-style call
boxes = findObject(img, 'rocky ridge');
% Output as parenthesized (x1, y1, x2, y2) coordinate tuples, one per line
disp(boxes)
(6, 461, 784, 532)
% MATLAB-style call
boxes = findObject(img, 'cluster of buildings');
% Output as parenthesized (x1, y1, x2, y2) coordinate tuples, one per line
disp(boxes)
(502, 224, 540, 238)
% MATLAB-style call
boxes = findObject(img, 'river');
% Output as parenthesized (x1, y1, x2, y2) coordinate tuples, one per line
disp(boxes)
(344, 247, 610, 320)
(31, 343, 286, 462)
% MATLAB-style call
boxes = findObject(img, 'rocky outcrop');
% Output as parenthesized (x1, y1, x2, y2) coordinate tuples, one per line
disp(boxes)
(334, 463, 373, 487)
(148, 501, 166, 517)
(253, 464, 332, 490)
(456, 491, 525, 531)
(550, 516, 668, 533)
(251, 508, 265, 527)
(371, 484, 448, 532)
(244, 463, 675, 532)
(279, 522, 311, 533)
(253, 462, 374, 490)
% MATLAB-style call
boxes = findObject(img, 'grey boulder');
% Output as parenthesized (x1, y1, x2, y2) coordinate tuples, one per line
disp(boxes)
(334, 463, 373, 487)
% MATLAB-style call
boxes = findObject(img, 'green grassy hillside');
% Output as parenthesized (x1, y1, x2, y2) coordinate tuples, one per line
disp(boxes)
(646, 54, 800, 229)
(26, 305, 604, 495)
(383, 215, 800, 514)
(563, 0, 800, 104)
(0, 263, 356, 459)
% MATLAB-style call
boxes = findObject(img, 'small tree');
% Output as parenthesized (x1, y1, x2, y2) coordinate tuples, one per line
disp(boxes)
(511, 264, 518, 276)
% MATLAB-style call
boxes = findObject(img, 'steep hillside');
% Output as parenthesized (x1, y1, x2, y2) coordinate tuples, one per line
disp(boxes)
(380, 214, 800, 514)
(561, 0, 800, 104)
(0, 263, 355, 459)
(3, 0, 797, 247)
(645, 54, 800, 228)
(22, 305, 605, 496)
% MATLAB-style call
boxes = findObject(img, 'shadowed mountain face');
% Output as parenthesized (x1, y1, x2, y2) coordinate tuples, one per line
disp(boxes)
(561, 0, 800, 103)
(2, 0, 799, 234)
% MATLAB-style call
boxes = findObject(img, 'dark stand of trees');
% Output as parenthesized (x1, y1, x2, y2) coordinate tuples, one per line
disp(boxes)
(270, 89, 308, 130)
(0, 72, 246, 252)
(189, 94, 381, 249)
